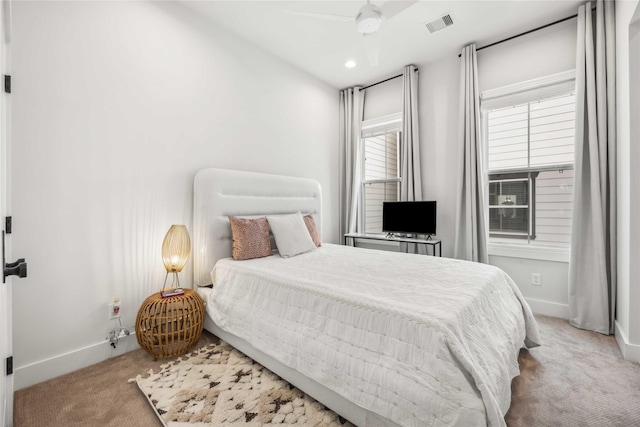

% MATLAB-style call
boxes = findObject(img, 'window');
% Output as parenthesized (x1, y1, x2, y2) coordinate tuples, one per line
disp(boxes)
(360, 113, 402, 234)
(482, 72, 576, 247)
(489, 171, 536, 239)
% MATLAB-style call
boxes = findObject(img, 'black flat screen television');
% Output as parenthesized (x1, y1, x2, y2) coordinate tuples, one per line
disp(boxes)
(382, 201, 437, 236)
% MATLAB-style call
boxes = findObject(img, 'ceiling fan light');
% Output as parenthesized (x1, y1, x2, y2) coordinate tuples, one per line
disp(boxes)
(356, 4, 382, 34)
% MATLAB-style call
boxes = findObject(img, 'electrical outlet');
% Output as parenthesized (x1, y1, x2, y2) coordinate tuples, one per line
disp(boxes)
(108, 302, 120, 320)
(531, 273, 541, 286)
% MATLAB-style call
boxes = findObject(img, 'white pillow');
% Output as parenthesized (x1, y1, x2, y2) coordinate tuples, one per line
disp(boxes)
(267, 212, 317, 258)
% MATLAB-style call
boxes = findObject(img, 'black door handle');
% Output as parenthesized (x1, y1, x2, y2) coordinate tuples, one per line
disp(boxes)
(5, 258, 25, 268)
(2, 230, 27, 283)
(4, 261, 27, 279)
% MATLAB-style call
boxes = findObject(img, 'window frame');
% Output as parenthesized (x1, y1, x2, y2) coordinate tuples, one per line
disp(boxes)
(488, 171, 538, 240)
(359, 113, 402, 234)
(481, 70, 576, 251)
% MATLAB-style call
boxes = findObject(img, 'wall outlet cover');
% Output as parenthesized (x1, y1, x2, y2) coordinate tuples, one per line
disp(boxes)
(108, 302, 120, 320)
(531, 273, 541, 286)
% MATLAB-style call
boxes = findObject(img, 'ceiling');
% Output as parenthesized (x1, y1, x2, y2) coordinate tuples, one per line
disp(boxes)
(180, 1, 585, 89)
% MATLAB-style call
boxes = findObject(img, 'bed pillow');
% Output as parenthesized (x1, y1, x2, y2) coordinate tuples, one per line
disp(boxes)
(303, 214, 322, 247)
(267, 212, 317, 258)
(228, 216, 273, 260)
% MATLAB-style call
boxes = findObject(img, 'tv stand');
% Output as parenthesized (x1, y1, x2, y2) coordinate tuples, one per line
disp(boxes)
(344, 233, 441, 257)
(385, 232, 434, 240)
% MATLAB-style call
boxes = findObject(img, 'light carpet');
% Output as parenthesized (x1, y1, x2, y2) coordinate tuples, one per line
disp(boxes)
(15, 316, 640, 426)
(134, 341, 354, 426)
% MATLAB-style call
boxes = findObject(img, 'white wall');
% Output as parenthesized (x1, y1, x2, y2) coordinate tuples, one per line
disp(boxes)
(417, 17, 577, 318)
(420, 55, 459, 258)
(615, 0, 640, 362)
(477, 19, 577, 91)
(11, 1, 339, 388)
(362, 75, 403, 121)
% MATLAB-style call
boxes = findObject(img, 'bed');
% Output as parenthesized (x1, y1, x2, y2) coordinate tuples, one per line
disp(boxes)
(193, 168, 540, 427)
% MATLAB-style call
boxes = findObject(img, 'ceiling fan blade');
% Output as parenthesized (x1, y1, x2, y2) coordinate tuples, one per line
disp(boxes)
(366, 48, 379, 67)
(285, 10, 354, 22)
(380, 0, 419, 19)
(362, 34, 379, 67)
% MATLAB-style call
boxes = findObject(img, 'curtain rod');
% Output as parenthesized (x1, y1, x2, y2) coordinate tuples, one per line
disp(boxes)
(358, 10, 579, 90)
(359, 67, 419, 92)
(457, 12, 578, 58)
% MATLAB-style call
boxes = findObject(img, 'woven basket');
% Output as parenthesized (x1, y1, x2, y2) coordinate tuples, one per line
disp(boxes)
(135, 289, 205, 360)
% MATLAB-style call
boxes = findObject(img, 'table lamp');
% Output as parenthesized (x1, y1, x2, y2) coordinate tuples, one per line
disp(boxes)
(161, 224, 191, 297)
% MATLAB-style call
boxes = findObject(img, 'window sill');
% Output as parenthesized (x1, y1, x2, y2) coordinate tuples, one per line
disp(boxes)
(488, 242, 570, 263)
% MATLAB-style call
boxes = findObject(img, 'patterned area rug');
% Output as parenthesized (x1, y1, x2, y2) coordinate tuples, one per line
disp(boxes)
(134, 341, 354, 426)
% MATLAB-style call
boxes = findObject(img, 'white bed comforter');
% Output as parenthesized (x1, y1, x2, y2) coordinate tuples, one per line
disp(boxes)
(202, 244, 540, 427)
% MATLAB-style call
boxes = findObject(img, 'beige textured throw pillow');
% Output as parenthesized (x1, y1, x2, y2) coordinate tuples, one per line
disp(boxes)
(228, 216, 273, 260)
(303, 214, 322, 247)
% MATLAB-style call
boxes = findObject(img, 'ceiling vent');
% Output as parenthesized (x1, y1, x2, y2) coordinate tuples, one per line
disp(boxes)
(425, 12, 455, 34)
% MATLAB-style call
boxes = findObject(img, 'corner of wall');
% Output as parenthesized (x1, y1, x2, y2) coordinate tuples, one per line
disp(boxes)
(614, 320, 640, 363)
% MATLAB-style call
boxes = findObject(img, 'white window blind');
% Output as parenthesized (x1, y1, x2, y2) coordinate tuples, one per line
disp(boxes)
(481, 78, 576, 111)
(486, 94, 576, 172)
(481, 70, 576, 111)
(361, 112, 402, 137)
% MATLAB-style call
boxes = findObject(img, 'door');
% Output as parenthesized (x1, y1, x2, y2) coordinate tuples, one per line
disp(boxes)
(0, 1, 10, 426)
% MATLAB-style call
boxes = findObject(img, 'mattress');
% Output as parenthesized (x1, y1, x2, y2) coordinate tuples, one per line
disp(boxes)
(199, 244, 540, 427)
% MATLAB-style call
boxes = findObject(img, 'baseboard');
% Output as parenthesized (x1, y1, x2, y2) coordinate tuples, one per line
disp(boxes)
(14, 333, 140, 390)
(525, 297, 570, 319)
(614, 320, 640, 363)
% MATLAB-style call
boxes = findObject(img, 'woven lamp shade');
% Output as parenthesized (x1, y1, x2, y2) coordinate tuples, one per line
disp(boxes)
(162, 225, 191, 273)
(135, 289, 205, 360)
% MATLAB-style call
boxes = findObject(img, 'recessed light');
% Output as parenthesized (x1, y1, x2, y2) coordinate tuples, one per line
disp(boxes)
(345, 60, 357, 68)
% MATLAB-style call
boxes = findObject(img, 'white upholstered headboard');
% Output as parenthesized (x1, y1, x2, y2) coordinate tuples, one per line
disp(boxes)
(192, 168, 322, 286)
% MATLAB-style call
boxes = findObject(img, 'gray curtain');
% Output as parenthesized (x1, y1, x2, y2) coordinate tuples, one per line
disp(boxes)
(339, 87, 365, 240)
(454, 44, 488, 263)
(400, 65, 423, 253)
(569, 0, 616, 335)
(400, 65, 422, 202)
